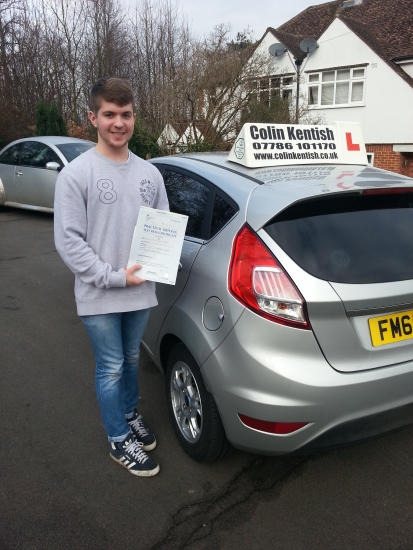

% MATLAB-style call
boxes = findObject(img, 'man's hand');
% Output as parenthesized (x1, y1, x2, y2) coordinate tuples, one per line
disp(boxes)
(125, 264, 146, 286)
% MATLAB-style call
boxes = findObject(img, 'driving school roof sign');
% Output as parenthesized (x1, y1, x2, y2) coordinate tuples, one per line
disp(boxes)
(228, 122, 367, 168)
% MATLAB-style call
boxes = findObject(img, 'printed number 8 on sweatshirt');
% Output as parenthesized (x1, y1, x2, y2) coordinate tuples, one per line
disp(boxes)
(97, 179, 117, 204)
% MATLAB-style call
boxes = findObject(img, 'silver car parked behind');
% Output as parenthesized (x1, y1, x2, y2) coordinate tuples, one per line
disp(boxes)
(143, 144, 413, 462)
(0, 136, 94, 212)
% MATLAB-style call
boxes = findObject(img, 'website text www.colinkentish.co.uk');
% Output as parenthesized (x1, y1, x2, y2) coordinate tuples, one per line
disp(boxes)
(254, 150, 339, 161)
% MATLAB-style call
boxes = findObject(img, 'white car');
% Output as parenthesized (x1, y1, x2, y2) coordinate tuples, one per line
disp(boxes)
(0, 136, 94, 212)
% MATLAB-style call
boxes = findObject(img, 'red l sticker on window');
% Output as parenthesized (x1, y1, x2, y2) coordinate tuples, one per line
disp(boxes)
(346, 132, 360, 151)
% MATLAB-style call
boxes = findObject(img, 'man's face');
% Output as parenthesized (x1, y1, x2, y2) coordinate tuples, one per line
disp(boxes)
(89, 100, 136, 151)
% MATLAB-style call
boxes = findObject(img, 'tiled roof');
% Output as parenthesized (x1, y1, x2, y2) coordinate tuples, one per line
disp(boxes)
(271, 0, 340, 57)
(267, 0, 413, 87)
(168, 121, 192, 136)
(168, 120, 219, 141)
(340, 0, 413, 60)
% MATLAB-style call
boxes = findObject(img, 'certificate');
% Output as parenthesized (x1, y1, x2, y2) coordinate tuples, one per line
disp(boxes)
(127, 207, 188, 285)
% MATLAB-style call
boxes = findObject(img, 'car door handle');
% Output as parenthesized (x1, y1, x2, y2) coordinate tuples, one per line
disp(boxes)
(178, 262, 183, 271)
(16, 170, 23, 176)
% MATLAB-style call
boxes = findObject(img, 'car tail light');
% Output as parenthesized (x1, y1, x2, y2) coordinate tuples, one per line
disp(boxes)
(229, 225, 309, 329)
(238, 414, 309, 434)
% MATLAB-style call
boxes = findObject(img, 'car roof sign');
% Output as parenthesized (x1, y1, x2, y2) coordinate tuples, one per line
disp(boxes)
(228, 122, 368, 168)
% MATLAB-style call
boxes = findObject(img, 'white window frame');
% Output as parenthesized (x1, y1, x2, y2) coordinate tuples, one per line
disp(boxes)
(255, 74, 294, 105)
(367, 152, 374, 166)
(307, 67, 366, 108)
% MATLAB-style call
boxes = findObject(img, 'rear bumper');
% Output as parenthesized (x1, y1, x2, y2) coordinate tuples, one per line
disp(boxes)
(295, 402, 413, 454)
(201, 309, 413, 455)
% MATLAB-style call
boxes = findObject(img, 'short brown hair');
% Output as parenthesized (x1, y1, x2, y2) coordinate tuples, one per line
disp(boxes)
(89, 77, 135, 114)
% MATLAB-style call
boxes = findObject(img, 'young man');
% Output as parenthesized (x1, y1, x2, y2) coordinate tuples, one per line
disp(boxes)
(54, 77, 169, 477)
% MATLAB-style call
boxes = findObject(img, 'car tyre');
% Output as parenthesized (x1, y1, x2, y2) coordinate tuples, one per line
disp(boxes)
(166, 343, 232, 462)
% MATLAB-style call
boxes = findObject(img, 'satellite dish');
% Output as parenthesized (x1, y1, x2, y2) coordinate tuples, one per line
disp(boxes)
(299, 38, 319, 54)
(268, 43, 287, 57)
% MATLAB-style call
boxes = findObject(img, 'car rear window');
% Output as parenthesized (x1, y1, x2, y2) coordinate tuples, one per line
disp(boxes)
(264, 191, 413, 284)
(56, 143, 94, 163)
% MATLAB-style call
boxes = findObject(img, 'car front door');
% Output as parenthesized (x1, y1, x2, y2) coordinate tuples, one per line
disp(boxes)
(15, 141, 63, 208)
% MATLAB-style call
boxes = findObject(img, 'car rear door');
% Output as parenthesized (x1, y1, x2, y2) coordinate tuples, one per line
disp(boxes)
(143, 166, 212, 354)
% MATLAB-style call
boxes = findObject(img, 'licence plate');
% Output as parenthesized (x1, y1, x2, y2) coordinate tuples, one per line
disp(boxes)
(369, 310, 413, 347)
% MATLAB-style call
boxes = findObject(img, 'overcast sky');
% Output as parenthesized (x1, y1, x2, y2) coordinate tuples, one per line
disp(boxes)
(178, 0, 329, 40)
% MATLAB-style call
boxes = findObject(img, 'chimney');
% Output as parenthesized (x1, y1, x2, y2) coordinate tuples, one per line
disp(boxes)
(342, 0, 363, 7)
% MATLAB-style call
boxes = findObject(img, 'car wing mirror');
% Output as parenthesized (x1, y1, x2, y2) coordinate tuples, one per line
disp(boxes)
(45, 161, 61, 172)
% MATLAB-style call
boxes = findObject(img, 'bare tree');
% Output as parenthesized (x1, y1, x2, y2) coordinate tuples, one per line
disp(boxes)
(0, 0, 319, 150)
(84, 0, 130, 82)
(162, 25, 277, 151)
(128, 0, 194, 133)
(41, 0, 89, 123)
(0, 0, 27, 143)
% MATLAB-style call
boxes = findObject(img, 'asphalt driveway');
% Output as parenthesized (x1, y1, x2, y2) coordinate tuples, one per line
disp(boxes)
(1, 205, 413, 550)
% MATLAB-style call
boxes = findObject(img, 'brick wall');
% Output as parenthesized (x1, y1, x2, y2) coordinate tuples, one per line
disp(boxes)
(366, 144, 413, 178)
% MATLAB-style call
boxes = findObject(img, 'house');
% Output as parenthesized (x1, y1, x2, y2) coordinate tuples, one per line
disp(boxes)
(157, 121, 206, 154)
(251, 0, 413, 176)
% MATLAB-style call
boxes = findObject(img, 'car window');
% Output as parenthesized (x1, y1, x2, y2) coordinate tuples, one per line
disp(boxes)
(0, 144, 20, 165)
(55, 143, 94, 162)
(163, 169, 210, 239)
(265, 191, 413, 284)
(20, 141, 62, 168)
(210, 193, 236, 237)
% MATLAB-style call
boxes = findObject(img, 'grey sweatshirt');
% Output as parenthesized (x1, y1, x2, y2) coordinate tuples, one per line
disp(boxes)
(54, 148, 169, 316)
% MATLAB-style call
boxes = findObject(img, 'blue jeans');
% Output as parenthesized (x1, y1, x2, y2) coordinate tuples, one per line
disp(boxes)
(81, 309, 151, 442)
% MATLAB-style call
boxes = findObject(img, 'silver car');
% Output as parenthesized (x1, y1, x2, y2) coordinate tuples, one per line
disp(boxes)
(143, 152, 413, 461)
(0, 136, 94, 212)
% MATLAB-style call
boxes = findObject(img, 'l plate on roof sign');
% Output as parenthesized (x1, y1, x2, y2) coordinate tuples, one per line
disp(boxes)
(228, 122, 367, 168)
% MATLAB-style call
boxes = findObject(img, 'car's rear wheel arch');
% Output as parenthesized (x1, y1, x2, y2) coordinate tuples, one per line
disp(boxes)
(166, 342, 232, 462)
(160, 333, 181, 374)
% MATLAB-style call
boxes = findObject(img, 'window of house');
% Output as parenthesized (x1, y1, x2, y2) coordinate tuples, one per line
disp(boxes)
(367, 152, 374, 166)
(307, 67, 365, 107)
(255, 75, 294, 105)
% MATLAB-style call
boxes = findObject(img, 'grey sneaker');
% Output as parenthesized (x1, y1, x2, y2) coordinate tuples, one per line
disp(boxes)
(127, 410, 157, 451)
(109, 434, 159, 477)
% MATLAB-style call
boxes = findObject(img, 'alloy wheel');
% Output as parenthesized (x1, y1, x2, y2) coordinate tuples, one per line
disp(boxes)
(170, 360, 203, 443)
